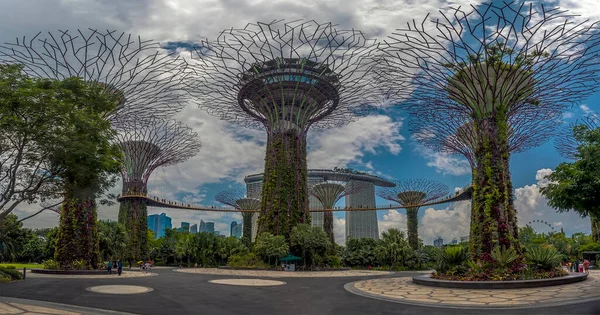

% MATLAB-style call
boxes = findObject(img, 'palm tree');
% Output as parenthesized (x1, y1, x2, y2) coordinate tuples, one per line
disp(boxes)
(98, 220, 127, 262)
(375, 229, 411, 268)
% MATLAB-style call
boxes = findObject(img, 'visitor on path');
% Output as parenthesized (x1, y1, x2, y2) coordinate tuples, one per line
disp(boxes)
(117, 260, 123, 276)
(129, 261, 132, 270)
(575, 259, 580, 273)
(567, 261, 572, 272)
(579, 261, 584, 273)
(107, 261, 113, 274)
(583, 259, 590, 274)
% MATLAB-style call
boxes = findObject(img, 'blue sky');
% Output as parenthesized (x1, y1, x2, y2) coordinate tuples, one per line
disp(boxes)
(1, 0, 598, 245)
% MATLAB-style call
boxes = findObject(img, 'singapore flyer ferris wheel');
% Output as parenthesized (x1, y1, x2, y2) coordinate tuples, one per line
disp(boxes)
(526, 220, 556, 234)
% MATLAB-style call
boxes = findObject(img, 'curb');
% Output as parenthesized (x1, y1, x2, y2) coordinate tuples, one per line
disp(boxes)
(343, 279, 600, 310)
(0, 296, 138, 314)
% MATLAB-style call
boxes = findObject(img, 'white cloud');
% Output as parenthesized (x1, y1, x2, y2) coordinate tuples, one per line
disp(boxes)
(333, 216, 346, 246)
(414, 145, 471, 176)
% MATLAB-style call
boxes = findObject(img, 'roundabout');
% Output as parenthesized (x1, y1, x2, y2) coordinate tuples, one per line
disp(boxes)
(345, 271, 600, 309)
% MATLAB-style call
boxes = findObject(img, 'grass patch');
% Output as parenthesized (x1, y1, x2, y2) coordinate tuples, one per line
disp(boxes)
(0, 263, 43, 269)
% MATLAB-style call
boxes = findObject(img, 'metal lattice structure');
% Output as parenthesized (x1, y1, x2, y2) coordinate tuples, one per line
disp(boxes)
(555, 115, 600, 160)
(376, 2, 600, 259)
(377, 179, 449, 249)
(215, 188, 260, 246)
(0, 29, 190, 122)
(113, 117, 201, 195)
(187, 20, 384, 240)
(309, 180, 368, 244)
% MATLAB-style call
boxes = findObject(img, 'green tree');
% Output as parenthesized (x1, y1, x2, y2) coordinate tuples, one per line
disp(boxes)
(98, 220, 128, 262)
(254, 232, 288, 266)
(20, 232, 45, 263)
(541, 125, 600, 241)
(290, 224, 330, 269)
(0, 214, 26, 262)
(341, 238, 379, 267)
(374, 228, 411, 268)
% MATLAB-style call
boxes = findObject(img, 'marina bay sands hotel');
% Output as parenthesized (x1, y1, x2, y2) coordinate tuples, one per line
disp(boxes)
(244, 169, 395, 243)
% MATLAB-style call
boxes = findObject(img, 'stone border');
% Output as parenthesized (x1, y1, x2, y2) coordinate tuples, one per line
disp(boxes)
(31, 269, 109, 275)
(209, 278, 287, 286)
(412, 273, 588, 289)
(86, 285, 154, 295)
(175, 268, 393, 278)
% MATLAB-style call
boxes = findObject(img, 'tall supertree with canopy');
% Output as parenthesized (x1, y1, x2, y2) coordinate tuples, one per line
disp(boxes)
(113, 117, 200, 261)
(215, 189, 260, 247)
(377, 179, 448, 249)
(309, 180, 368, 245)
(187, 20, 382, 240)
(377, 2, 600, 260)
(0, 29, 190, 268)
(555, 115, 600, 160)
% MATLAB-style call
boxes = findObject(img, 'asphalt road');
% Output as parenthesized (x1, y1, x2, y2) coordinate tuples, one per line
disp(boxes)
(1, 269, 600, 315)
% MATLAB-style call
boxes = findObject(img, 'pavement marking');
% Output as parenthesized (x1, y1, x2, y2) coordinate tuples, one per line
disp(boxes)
(346, 272, 600, 309)
(209, 278, 287, 286)
(176, 268, 393, 278)
(86, 285, 154, 294)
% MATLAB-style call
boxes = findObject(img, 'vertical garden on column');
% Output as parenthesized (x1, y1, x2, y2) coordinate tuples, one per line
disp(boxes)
(0, 29, 190, 269)
(187, 20, 385, 241)
(114, 117, 200, 262)
(377, 2, 600, 261)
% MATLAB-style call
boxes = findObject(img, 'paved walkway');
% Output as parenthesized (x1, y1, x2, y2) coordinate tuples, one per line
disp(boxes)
(347, 271, 600, 308)
(26, 270, 156, 279)
(0, 296, 133, 314)
(175, 268, 393, 277)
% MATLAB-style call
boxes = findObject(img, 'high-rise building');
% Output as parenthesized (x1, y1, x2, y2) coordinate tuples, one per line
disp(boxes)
(147, 213, 172, 239)
(180, 222, 190, 233)
(460, 235, 470, 243)
(190, 224, 198, 234)
(245, 169, 394, 243)
(199, 220, 215, 234)
(433, 237, 444, 248)
(231, 221, 242, 238)
(450, 238, 458, 245)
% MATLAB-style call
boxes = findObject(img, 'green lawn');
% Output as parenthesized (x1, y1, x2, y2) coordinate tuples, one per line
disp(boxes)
(0, 263, 43, 269)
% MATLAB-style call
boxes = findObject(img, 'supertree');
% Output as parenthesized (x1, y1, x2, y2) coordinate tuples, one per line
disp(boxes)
(377, 179, 448, 249)
(113, 117, 200, 262)
(309, 180, 368, 245)
(215, 189, 260, 247)
(377, 2, 600, 260)
(555, 115, 600, 160)
(187, 20, 382, 240)
(0, 29, 190, 268)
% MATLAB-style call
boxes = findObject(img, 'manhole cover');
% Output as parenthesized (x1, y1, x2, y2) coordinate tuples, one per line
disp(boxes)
(209, 279, 286, 286)
(86, 285, 153, 294)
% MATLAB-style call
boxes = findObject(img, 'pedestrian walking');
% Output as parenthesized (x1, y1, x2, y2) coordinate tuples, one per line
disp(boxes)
(117, 260, 123, 276)
(583, 259, 590, 274)
(575, 259, 580, 273)
(107, 261, 113, 274)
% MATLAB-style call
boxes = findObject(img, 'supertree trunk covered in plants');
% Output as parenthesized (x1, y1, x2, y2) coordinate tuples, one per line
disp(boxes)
(55, 190, 100, 270)
(1, 29, 192, 268)
(215, 189, 260, 247)
(377, 179, 448, 249)
(114, 117, 200, 261)
(309, 180, 368, 245)
(188, 20, 384, 241)
(377, 2, 600, 260)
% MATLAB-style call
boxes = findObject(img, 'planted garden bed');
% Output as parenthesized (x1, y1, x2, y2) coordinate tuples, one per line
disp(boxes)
(413, 272, 587, 289)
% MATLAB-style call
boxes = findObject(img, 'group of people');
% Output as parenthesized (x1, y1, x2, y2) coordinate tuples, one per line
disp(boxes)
(567, 259, 591, 273)
(141, 260, 152, 273)
(107, 260, 123, 276)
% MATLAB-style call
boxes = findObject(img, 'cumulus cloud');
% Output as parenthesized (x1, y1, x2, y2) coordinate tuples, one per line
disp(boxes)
(333, 216, 346, 246)
(413, 145, 472, 176)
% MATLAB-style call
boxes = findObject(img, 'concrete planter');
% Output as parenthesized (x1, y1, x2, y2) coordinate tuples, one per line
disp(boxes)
(412, 272, 588, 289)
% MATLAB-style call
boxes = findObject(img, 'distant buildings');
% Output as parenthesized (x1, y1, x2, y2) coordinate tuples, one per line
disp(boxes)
(460, 235, 470, 243)
(231, 221, 242, 238)
(179, 222, 190, 233)
(199, 220, 215, 233)
(433, 237, 444, 248)
(190, 224, 198, 234)
(147, 213, 172, 239)
(450, 238, 458, 245)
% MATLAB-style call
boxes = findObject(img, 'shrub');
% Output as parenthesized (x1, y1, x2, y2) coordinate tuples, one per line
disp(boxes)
(228, 253, 268, 269)
(0, 275, 10, 283)
(327, 255, 341, 268)
(491, 246, 520, 269)
(437, 246, 469, 274)
(526, 246, 562, 271)
(0, 267, 22, 280)
(43, 259, 60, 270)
(72, 260, 88, 270)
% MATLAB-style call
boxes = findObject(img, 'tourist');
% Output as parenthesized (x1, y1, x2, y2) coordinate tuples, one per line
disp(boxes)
(583, 259, 590, 274)
(107, 260, 113, 275)
(117, 260, 123, 276)
(574, 259, 580, 273)
(579, 261, 584, 273)
(194, 263, 198, 268)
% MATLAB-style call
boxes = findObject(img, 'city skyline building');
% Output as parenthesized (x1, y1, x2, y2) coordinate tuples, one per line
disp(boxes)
(190, 224, 198, 234)
(180, 222, 190, 233)
(434, 237, 444, 248)
(231, 221, 242, 238)
(147, 213, 172, 239)
(199, 220, 215, 234)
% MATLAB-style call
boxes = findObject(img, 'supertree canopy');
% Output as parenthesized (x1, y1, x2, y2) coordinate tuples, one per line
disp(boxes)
(0, 29, 191, 268)
(377, 179, 448, 249)
(188, 20, 382, 240)
(555, 115, 600, 160)
(309, 181, 367, 245)
(377, 2, 600, 260)
(215, 189, 260, 247)
(114, 117, 200, 261)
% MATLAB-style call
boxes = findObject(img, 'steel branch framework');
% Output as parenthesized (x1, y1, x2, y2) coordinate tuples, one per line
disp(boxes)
(555, 115, 600, 160)
(377, 2, 600, 259)
(186, 20, 384, 240)
(215, 188, 260, 246)
(0, 29, 191, 122)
